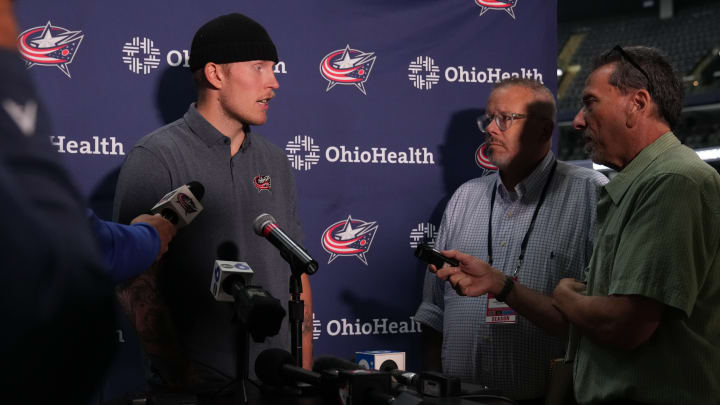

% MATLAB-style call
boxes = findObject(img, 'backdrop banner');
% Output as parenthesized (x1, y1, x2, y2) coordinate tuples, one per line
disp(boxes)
(16, 0, 557, 399)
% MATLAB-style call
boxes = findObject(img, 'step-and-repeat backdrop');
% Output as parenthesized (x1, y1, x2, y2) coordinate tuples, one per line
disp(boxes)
(16, 0, 556, 399)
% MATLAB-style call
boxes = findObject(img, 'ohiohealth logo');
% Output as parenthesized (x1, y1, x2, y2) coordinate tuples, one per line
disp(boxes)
(321, 216, 379, 265)
(118, 42, 288, 75)
(408, 57, 543, 91)
(408, 56, 440, 90)
(286, 135, 321, 171)
(476, 0, 519, 19)
(409, 222, 439, 249)
(319, 45, 376, 95)
(312, 315, 422, 339)
(18, 21, 84, 78)
(122, 37, 161, 75)
(286, 136, 435, 169)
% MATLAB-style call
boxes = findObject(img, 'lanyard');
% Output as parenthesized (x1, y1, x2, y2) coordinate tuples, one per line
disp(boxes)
(487, 160, 557, 278)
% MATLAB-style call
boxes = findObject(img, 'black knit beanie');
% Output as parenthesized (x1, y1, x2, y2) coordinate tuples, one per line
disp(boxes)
(189, 13, 278, 72)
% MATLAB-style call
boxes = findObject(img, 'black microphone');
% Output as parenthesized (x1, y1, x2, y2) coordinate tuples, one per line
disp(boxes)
(210, 242, 285, 342)
(255, 348, 323, 387)
(151, 181, 205, 227)
(371, 360, 420, 391)
(216, 240, 238, 261)
(390, 369, 420, 390)
(313, 355, 364, 373)
(253, 213, 318, 275)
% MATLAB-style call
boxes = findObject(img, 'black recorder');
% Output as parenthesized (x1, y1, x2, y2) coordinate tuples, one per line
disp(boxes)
(414, 243, 459, 268)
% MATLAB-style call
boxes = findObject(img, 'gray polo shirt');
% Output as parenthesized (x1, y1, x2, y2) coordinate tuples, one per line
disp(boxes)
(113, 104, 302, 389)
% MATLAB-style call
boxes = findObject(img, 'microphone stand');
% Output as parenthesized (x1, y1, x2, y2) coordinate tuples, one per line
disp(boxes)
(231, 291, 249, 404)
(288, 264, 321, 396)
(287, 255, 305, 368)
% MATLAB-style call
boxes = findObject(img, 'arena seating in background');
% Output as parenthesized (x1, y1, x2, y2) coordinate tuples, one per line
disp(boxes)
(557, 1, 720, 162)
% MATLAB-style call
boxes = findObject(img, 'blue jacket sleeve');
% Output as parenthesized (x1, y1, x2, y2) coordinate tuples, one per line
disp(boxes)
(87, 209, 162, 283)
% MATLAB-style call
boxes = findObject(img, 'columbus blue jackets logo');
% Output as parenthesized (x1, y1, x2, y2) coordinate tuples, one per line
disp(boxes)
(17, 21, 84, 78)
(253, 175, 271, 191)
(321, 216, 379, 265)
(475, 0, 519, 19)
(176, 193, 199, 215)
(475, 143, 498, 174)
(319, 45, 376, 95)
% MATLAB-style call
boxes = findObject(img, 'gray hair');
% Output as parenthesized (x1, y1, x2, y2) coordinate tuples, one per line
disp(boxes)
(491, 78, 557, 125)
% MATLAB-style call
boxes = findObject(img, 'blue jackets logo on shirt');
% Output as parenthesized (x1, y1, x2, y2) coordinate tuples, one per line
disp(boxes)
(253, 175, 271, 191)
(18, 21, 84, 78)
(321, 216, 379, 265)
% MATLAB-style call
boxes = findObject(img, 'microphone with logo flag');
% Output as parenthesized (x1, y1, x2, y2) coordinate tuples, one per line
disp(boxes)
(209, 241, 285, 342)
(151, 181, 204, 227)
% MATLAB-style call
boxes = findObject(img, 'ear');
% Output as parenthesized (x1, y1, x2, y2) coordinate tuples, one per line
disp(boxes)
(203, 62, 224, 90)
(626, 89, 650, 128)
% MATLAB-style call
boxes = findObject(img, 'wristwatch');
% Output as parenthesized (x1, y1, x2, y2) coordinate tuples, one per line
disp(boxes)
(495, 276, 515, 302)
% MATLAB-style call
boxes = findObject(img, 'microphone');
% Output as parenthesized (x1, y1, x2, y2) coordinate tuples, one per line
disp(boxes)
(259, 350, 422, 404)
(311, 356, 425, 405)
(255, 348, 323, 387)
(364, 357, 419, 391)
(210, 242, 285, 342)
(209, 242, 254, 302)
(313, 355, 364, 373)
(253, 213, 318, 275)
(151, 181, 205, 227)
(314, 355, 505, 403)
(391, 369, 420, 390)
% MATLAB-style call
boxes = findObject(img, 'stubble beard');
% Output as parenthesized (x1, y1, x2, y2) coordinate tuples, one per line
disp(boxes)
(487, 143, 512, 172)
(583, 131, 604, 165)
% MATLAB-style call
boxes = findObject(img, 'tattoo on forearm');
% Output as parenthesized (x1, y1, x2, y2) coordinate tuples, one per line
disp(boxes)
(116, 271, 178, 355)
(303, 307, 313, 335)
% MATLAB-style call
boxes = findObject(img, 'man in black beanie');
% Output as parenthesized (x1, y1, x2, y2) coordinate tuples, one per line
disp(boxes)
(113, 13, 313, 395)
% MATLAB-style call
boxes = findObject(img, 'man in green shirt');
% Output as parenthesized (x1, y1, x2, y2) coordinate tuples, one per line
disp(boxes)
(552, 46, 720, 404)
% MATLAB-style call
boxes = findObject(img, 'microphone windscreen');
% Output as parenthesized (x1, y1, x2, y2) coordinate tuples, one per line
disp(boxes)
(216, 241, 239, 261)
(247, 295, 286, 342)
(255, 348, 294, 386)
(312, 355, 364, 373)
(187, 181, 205, 201)
(253, 213, 276, 236)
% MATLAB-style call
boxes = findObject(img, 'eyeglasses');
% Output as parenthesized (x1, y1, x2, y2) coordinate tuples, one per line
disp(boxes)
(608, 45, 655, 96)
(477, 112, 529, 133)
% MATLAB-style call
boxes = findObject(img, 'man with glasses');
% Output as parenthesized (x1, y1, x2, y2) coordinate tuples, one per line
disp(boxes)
(415, 78, 607, 403)
(551, 46, 720, 403)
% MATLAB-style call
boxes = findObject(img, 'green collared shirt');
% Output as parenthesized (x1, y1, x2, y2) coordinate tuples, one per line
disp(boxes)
(574, 132, 720, 404)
